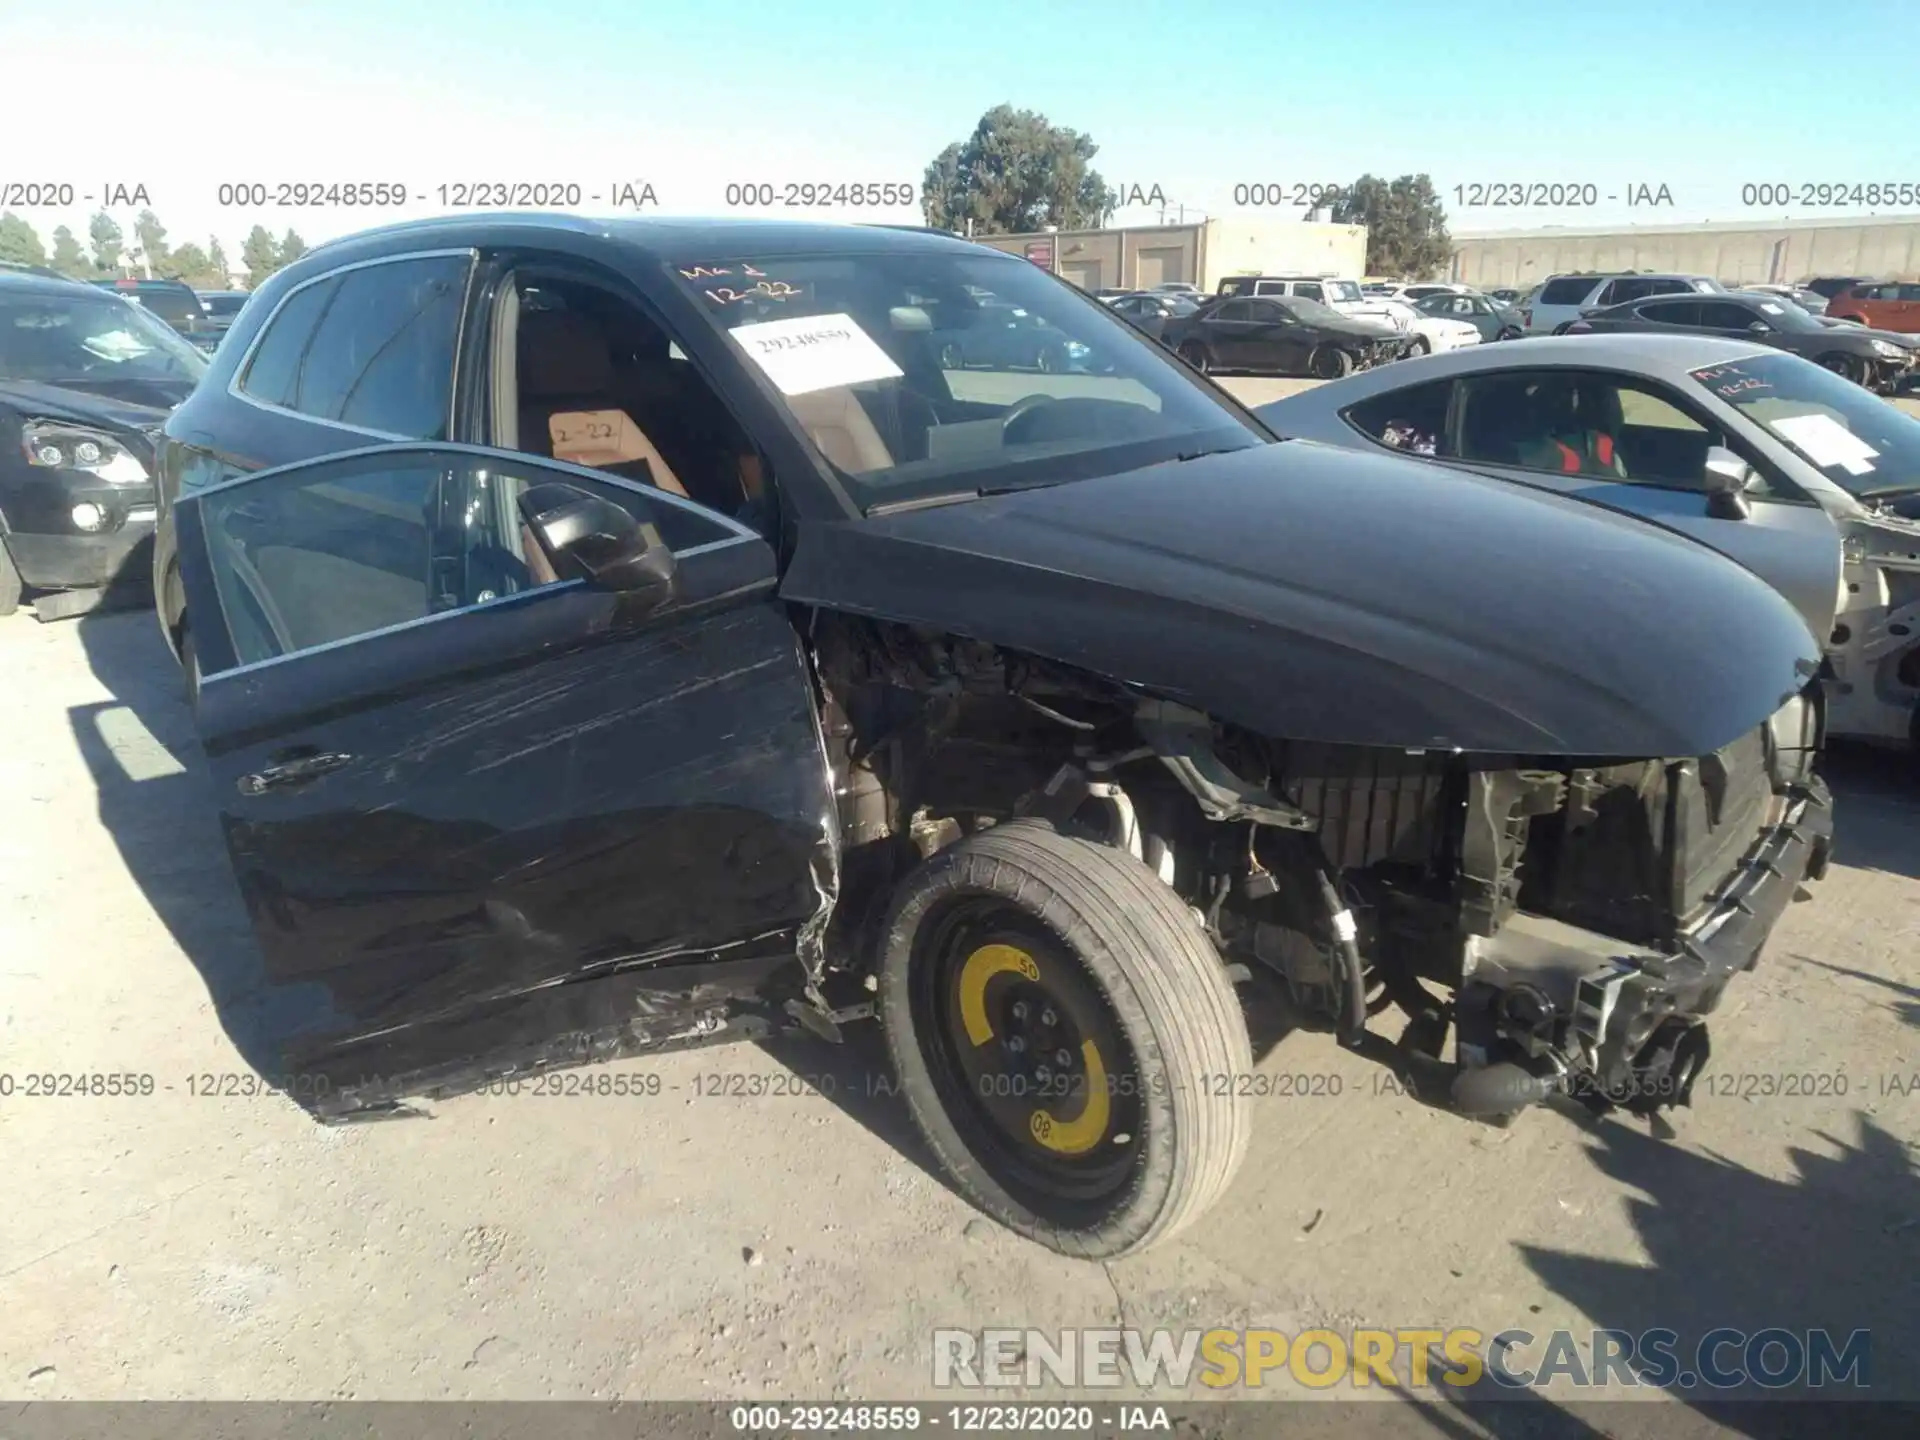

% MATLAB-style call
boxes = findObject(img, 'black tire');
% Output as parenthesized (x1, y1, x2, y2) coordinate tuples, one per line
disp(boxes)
(1037, 346, 1061, 374)
(878, 818, 1252, 1258)
(1551, 322, 1574, 336)
(0, 540, 20, 618)
(1309, 345, 1355, 380)
(180, 624, 201, 710)
(1406, 336, 1431, 357)
(938, 342, 964, 369)
(1177, 341, 1211, 374)
(1496, 326, 1522, 342)
(1819, 353, 1862, 386)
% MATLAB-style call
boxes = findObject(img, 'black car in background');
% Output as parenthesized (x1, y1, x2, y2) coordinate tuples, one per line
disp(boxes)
(0, 271, 205, 616)
(1107, 290, 1200, 342)
(1567, 289, 1917, 393)
(1801, 275, 1873, 301)
(194, 290, 251, 352)
(89, 277, 211, 346)
(1159, 293, 1409, 378)
(928, 301, 1096, 372)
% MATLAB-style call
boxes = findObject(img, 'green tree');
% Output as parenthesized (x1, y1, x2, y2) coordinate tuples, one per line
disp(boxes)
(133, 209, 171, 274)
(50, 225, 88, 277)
(88, 211, 125, 274)
(240, 225, 281, 286)
(279, 228, 307, 266)
(0, 211, 48, 267)
(208, 237, 231, 285)
(1329, 174, 1453, 279)
(168, 242, 221, 289)
(921, 105, 1114, 236)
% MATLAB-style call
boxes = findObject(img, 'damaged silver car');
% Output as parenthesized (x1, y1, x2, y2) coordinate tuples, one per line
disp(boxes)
(150, 217, 1834, 1259)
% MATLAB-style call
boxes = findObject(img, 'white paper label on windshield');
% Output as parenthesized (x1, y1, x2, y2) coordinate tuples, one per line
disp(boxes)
(1772, 412, 1881, 475)
(729, 313, 903, 396)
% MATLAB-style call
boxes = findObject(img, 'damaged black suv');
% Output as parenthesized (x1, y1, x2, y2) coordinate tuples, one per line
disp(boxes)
(151, 215, 1833, 1259)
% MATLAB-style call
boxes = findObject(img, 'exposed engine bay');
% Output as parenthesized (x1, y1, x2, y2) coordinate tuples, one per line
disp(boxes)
(809, 613, 1835, 1121)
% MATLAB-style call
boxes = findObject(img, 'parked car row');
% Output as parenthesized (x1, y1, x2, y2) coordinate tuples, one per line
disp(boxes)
(1098, 273, 1529, 379)
(9, 213, 1895, 1269)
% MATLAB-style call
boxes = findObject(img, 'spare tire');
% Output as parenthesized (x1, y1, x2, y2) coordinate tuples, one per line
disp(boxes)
(878, 818, 1252, 1258)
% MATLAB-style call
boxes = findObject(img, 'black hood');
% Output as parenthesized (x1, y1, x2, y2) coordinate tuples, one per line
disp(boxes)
(782, 441, 1821, 759)
(0, 376, 190, 430)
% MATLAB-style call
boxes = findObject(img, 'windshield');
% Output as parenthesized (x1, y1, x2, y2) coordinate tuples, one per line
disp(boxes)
(674, 250, 1267, 510)
(0, 291, 209, 385)
(1280, 296, 1356, 326)
(1691, 353, 1920, 498)
(1748, 298, 1825, 333)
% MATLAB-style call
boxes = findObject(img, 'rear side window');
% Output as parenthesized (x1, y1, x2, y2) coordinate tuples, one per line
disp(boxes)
(1897, 284, 1920, 301)
(239, 255, 470, 438)
(240, 276, 342, 408)
(1539, 277, 1602, 305)
(1343, 379, 1454, 456)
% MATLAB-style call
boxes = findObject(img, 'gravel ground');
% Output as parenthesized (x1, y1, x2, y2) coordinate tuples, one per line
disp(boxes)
(2, 402, 1917, 1431)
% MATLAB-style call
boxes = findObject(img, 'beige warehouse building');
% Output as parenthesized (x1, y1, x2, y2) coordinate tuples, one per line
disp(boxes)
(974, 218, 1368, 293)
(1452, 214, 1920, 288)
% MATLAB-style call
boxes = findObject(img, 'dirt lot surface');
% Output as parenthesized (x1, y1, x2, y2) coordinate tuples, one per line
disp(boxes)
(2, 400, 1918, 1430)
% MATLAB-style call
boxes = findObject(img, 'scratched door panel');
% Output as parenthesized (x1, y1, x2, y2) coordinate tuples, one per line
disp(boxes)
(189, 541, 836, 1077)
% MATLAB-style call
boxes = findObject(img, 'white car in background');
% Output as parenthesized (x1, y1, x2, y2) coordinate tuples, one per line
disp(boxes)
(1372, 296, 1482, 353)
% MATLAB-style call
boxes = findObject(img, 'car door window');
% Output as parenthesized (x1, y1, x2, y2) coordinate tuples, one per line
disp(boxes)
(194, 448, 748, 671)
(1343, 379, 1453, 456)
(1597, 278, 1645, 306)
(1250, 300, 1293, 324)
(1456, 370, 1730, 490)
(1212, 300, 1253, 322)
(1294, 283, 1324, 302)
(1899, 284, 1920, 302)
(287, 256, 472, 437)
(1698, 301, 1763, 330)
(1637, 299, 1703, 326)
(238, 275, 342, 408)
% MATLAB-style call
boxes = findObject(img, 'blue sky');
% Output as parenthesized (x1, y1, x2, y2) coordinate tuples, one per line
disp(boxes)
(5, 0, 1918, 261)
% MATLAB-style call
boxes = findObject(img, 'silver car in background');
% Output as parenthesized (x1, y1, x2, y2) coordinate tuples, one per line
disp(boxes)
(1253, 335, 1920, 752)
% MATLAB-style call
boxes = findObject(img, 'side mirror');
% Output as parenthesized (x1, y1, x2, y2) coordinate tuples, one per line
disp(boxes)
(1703, 445, 1756, 520)
(1747, 320, 1771, 335)
(519, 482, 678, 610)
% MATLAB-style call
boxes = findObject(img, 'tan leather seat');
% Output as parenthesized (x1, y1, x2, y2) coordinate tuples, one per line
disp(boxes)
(786, 387, 894, 472)
(517, 308, 689, 498)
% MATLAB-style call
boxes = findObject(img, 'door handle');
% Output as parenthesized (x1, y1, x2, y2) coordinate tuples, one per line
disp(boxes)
(237, 751, 354, 796)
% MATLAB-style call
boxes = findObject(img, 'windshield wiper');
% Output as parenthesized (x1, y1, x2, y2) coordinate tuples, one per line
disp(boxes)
(865, 489, 983, 516)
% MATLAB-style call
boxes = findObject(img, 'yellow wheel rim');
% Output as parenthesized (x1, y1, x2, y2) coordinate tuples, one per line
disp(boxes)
(956, 942, 1112, 1157)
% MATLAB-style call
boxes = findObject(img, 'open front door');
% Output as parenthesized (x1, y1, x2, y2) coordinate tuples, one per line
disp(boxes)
(173, 442, 838, 1114)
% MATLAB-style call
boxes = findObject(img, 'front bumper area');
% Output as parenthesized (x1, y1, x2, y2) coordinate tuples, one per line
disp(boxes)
(1451, 777, 1834, 1115)
(5, 522, 156, 590)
